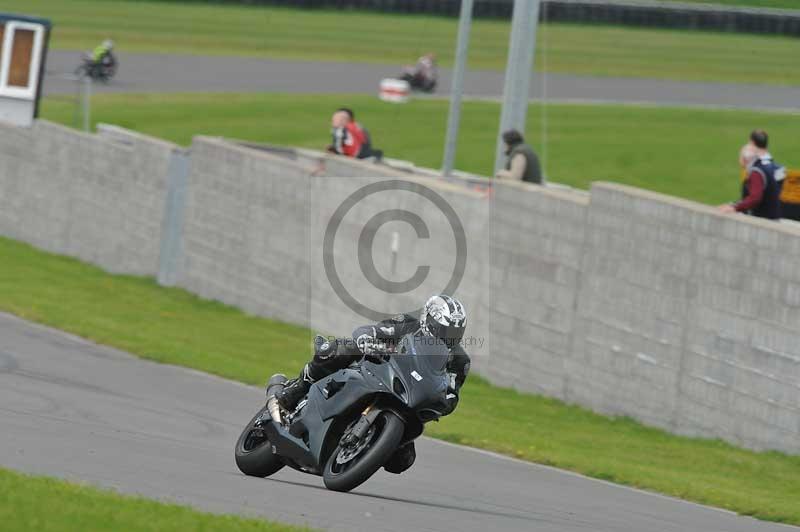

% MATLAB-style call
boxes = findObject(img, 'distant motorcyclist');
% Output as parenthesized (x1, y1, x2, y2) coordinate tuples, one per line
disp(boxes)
(92, 39, 114, 66)
(401, 53, 438, 93)
(78, 39, 117, 81)
(277, 294, 471, 473)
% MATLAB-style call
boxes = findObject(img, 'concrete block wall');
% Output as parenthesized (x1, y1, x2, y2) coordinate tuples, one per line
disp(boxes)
(181, 139, 491, 353)
(567, 183, 800, 452)
(177, 137, 316, 326)
(676, 193, 800, 452)
(174, 141, 800, 453)
(567, 184, 697, 430)
(304, 175, 491, 354)
(483, 181, 589, 398)
(0, 120, 175, 275)
(3, 122, 798, 453)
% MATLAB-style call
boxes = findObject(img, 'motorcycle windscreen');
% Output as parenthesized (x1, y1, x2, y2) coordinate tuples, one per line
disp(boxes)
(405, 334, 449, 374)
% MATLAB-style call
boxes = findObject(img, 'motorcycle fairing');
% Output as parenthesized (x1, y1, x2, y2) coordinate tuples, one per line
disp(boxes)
(263, 333, 451, 473)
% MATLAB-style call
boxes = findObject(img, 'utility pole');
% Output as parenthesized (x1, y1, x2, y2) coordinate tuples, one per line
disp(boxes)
(494, 0, 540, 175)
(441, 0, 475, 177)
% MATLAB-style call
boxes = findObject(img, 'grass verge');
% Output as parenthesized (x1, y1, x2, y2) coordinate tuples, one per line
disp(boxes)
(7, 0, 800, 85)
(0, 466, 311, 532)
(2, 235, 800, 524)
(42, 92, 800, 206)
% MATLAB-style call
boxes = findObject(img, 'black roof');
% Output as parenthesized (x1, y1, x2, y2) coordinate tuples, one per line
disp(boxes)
(0, 13, 52, 29)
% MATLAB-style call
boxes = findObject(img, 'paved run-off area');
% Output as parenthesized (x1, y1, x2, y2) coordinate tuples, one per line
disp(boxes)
(0, 312, 795, 532)
(43, 51, 800, 113)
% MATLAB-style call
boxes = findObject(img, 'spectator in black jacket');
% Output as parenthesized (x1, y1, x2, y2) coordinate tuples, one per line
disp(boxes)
(495, 129, 542, 184)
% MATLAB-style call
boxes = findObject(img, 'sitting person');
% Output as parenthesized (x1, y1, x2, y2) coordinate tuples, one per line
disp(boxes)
(326, 110, 364, 158)
(337, 108, 383, 160)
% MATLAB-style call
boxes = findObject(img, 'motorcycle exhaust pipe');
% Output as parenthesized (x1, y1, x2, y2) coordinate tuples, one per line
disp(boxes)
(265, 374, 287, 424)
(267, 394, 282, 424)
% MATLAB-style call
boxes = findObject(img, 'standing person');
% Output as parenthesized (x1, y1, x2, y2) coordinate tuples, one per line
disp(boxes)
(337, 108, 383, 160)
(719, 130, 784, 220)
(326, 110, 364, 158)
(738, 142, 757, 180)
(494, 129, 542, 184)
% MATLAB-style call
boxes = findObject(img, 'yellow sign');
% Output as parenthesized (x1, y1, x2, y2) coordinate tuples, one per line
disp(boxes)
(781, 169, 800, 205)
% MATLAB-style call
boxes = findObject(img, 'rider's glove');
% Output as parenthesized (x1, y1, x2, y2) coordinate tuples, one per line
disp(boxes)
(447, 372, 458, 393)
(441, 373, 460, 416)
(356, 334, 381, 355)
(314, 335, 337, 360)
(442, 392, 459, 416)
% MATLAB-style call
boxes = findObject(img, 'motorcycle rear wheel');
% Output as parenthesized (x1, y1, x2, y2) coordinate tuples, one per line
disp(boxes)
(323, 411, 403, 492)
(234, 407, 285, 477)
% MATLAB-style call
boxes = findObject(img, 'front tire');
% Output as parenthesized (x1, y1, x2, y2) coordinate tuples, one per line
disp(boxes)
(323, 411, 404, 492)
(235, 407, 285, 477)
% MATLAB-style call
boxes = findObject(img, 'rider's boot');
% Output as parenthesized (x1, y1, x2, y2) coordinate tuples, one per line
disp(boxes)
(276, 364, 313, 411)
(384, 441, 416, 474)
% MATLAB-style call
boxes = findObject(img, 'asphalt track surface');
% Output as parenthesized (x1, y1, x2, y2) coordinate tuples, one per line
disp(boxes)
(1, 311, 797, 532)
(44, 51, 800, 112)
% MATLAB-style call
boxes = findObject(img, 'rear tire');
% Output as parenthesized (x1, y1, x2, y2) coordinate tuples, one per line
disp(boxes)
(234, 407, 285, 477)
(323, 411, 404, 492)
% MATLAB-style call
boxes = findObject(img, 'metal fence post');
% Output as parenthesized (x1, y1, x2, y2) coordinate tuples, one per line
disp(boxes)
(82, 74, 91, 133)
(494, 0, 541, 175)
(441, 0, 475, 177)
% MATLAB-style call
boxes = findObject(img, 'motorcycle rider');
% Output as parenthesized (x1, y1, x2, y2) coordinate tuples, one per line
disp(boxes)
(92, 39, 115, 66)
(277, 294, 471, 473)
(402, 53, 438, 92)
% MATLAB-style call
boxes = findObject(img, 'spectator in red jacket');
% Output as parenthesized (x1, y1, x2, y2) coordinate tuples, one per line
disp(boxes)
(337, 107, 383, 160)
(327, 110, 364, 158)
(719, 130, 784, 220)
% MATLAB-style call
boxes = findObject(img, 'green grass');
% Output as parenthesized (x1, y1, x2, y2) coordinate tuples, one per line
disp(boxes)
(2, 235, 800, 524)
(9, 0, 800, 85)
(0, 466, 311, 532)
(0, 230, 311, 383)
(42, 92, 800, 206)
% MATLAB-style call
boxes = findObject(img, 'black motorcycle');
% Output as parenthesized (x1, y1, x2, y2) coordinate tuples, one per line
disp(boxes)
(235, 332, 454, 492)
(75, 52, 118, 82)
(400, 71, 436, 93)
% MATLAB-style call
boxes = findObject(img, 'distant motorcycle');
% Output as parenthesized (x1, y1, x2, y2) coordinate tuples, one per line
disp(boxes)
(235, 332, 454, 492)
(75, 52, 118, 82)
(400, 71, 436, 93)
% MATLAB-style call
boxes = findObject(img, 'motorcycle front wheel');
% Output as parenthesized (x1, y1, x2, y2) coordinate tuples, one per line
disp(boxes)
(234, 407, 285, 477)
(322, 411, 404, 492)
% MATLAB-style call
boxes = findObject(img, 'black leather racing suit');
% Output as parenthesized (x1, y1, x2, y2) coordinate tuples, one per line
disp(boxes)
(305, 313, 471, 474)
(306, 313, 470, 391)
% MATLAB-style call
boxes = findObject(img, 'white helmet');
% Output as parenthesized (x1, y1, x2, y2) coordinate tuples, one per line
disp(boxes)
(103, 39, 114, 49)
(420, 294, 466, 347)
